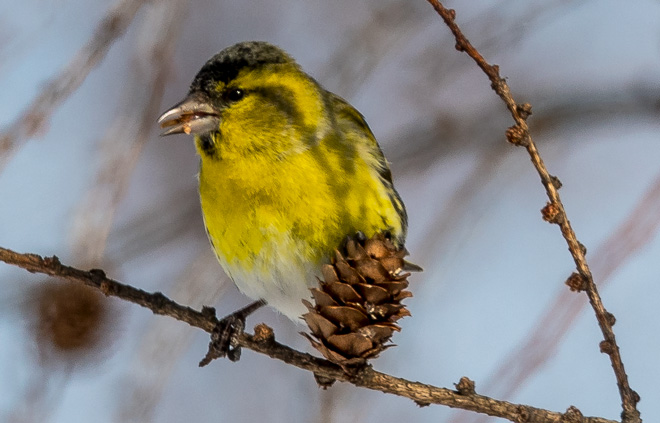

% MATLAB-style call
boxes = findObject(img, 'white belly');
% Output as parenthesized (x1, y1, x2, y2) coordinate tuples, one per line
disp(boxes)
(212, 234, 323, 321)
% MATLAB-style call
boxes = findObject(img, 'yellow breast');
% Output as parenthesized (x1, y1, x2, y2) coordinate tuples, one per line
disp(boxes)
(198, 135, 403, 276)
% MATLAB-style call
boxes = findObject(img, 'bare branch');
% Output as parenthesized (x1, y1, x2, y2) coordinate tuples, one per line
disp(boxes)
(0, 247, 618, 423)
(425, 2, 640, 422)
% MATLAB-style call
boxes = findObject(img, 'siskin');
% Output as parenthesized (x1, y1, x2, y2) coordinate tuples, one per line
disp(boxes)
(158, 41, 408, 324)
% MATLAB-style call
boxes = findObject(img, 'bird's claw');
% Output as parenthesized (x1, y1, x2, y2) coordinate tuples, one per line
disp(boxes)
(198, 300, 266, 366)
(202, 314, 245, 366)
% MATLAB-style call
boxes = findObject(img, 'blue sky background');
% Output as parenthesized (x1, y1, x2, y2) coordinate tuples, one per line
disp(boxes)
(1, 1, 659, 422)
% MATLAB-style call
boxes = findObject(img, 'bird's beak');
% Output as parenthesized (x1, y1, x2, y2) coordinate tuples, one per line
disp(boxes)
(157, 94, 220, 136)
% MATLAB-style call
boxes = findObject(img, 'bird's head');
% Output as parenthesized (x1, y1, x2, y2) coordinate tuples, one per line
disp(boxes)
(158, 41, 332, 160)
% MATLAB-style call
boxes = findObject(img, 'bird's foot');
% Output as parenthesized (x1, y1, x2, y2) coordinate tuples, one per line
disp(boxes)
(199, 299, 266, 366)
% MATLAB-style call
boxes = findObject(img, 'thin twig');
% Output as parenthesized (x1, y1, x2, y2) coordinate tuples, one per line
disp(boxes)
(425, 2, 640, 422)
(0, 247, 617, 423)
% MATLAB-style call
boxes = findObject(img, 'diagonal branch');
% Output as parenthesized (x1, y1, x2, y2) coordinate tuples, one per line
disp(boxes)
(425, 2, 640, 422)
(0, 246, 617, 423)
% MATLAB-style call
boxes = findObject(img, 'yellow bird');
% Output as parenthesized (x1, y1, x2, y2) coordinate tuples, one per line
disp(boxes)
(158, 41, 407, 330)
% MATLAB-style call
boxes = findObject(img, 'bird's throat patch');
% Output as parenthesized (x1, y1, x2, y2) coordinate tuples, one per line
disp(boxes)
(197, 133, 217, 158)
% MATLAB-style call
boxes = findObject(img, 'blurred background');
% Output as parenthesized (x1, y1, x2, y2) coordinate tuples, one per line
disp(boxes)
(1, 0, 659, 422)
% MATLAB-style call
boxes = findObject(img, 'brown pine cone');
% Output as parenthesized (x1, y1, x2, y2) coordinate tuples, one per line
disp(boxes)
(302, 233, 419, 369)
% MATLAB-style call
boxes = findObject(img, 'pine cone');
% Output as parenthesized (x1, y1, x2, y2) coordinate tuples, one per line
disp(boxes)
(302, 233, 418, 368)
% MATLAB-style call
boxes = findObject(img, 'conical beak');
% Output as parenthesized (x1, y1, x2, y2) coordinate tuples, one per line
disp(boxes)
(157, 94, 220, 136)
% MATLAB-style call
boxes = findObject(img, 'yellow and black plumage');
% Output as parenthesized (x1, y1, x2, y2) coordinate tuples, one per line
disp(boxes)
(158, 41, 407, 321)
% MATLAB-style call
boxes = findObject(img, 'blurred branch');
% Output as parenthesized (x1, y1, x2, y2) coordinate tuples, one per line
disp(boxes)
(115, 249, 229, 421)
(0, 247, 618, 423)
(466, 172, 660, 423)
(107, 187, 201, 263)
(392, 80, 660, 174)
(411, 0, 582, 110)
(426, 2, 640, 422)
(0, 0, 146, 171)
(70, 0, 186, 266)
(323, 0, 579, 104)
(529, 80, 660, 137)
(415, 141, 510, 266)
(320, 1, 423, 94)
(396, 80, 660, 302)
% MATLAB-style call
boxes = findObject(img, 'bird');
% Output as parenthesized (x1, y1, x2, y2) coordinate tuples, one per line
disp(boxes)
(158, 41, 408, 351)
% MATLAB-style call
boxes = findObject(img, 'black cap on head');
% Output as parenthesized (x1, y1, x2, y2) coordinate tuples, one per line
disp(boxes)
(190, 41, 295, 93)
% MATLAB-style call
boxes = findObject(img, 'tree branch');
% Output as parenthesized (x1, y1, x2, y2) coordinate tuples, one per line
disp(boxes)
(425, 2, 640, 422)
(0, 246, 617, 423)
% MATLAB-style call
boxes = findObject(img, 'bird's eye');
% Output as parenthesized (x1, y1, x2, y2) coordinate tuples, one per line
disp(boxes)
(227, 88, 244, 102)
